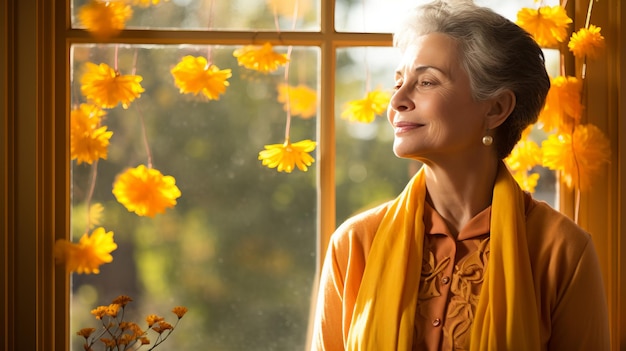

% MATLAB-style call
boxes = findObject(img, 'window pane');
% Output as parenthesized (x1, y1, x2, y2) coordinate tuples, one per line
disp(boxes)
(70, 44, 318, 350)
(335, 47, 413, 223)
(335, 0, 558, 33)
(71, 0, 320, 31)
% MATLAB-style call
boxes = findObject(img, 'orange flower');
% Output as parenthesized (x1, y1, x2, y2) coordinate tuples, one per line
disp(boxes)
(152, 321, 174, 334)
(539, 76, 583, 133)
(78, 0, 133, 40)
(568, 25, 605, 60)
(112, 165, 181, 217)
(511, 170, 541, 193)
(54, 227, 118, 274)
(171, 56, 232, 100)
(70, 104, 113, 165)
(80, 62, 144, 109)
(172, 306, 188, 318)
(146, 314, 164, 328)
(541, 124, 610, 190)
(90, 306, 108, 319)
(258, 139, 316, 173)
(505, 139, 542, 172)
(112, 295, 133, 307)
(341, 90, 390, 123)
(77, 327, 96, 339)
(516, 6, 572, 47)
(233, 42, 289, 73)
(277, 83, 317, 119)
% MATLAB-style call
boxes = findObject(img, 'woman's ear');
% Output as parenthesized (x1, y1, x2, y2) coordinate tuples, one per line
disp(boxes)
(486, 89, 516, 129)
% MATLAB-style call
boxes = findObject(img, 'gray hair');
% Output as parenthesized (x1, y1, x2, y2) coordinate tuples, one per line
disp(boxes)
(394, 0, 550, 159)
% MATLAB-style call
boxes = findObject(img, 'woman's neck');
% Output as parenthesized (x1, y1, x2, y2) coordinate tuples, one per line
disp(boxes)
(422, 157, 500, 237)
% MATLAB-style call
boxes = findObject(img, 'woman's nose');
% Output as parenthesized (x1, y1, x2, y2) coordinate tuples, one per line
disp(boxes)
(389, 88, 415, 112)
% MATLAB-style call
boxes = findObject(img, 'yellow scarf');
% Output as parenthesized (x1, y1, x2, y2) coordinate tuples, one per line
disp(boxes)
(346, 163, 541, 350)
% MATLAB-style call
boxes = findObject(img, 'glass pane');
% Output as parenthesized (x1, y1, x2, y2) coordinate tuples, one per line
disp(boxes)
(335, 47, 413, 224)
(335, 0, 558, 33)
(70, 44, 318, 350)
(71, 0, 320, 31)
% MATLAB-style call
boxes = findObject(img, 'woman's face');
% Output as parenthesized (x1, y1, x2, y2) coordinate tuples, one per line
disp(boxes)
(388, 32, 492, 164)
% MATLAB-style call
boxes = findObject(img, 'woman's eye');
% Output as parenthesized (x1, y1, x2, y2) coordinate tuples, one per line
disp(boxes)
(420, 80, 433, 86)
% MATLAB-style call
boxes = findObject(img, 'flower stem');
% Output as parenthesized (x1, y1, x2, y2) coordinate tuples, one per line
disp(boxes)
(134, 102, 154, 168)
(85, 159, 99, 232)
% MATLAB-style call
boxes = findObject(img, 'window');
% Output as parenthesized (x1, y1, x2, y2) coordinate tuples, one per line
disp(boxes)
(3, 0, 623, 350)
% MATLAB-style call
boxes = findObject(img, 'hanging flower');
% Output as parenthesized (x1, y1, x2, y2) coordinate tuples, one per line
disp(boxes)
(54, 227, 118, 274)
(126, 0, 169, 7)
(112, 165, 182, 217)
(511, 169, 541, 193)
(505, 139, 543, 172)
(80, 62, 145, 109)
(341, 90, 391, 123)
(78, 0, 133, 40)
(516, 6, 572, 47)
(233, 42, 289, 73)
(538, 76, 583, 133)
(277, 83, 317, 119)
(258, 139, 316, 173)
(170, 56, 232, 100)
(541, 124, 610, 191)
(568, 24, 606, 60)
(70, 104, 111, 162)
(70, 104, 113, 165)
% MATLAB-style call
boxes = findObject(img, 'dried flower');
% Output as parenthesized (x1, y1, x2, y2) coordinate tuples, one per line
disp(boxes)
(516, 6, 572, 47)
(80, 62, 145, 109)
(54, 227, 118, 274)
(112, 295, 133, 307)
(277, 83, 317, 119)
(568, 25, 605, 60)
(539, 76, 583, 133)
(233, 42, 289, 73)
(78, 0, 133, 40)
(152, 321, 174, 334)
(171, 56, 232, 100)
(146, 314, 165, 328)
(90, 306, 108, 320)
(172, 306, 188, 319)
(341, 90, 391, 123)
(258, 139, 316, 173)
(541, 124, 610, 190)
(112, 165, 182, 218)
(77, 327, 96, 339)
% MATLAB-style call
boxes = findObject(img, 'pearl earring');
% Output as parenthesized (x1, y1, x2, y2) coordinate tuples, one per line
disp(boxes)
(482, 135, 493, 146)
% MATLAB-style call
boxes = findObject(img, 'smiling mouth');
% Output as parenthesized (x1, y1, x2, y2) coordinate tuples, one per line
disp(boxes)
(393, 121, 424, 133)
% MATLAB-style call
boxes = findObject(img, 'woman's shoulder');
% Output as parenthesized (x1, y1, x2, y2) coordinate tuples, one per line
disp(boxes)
(329, 201, 394, 255)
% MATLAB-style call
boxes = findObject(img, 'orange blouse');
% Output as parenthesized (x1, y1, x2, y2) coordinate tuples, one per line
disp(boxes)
(311, 193, 610, 351)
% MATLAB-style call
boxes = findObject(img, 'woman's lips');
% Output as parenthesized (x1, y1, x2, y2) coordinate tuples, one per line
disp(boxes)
(393, 121, 424, 134)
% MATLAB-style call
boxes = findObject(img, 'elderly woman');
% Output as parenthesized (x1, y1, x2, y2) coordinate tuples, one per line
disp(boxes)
(310, 1, 610, 350)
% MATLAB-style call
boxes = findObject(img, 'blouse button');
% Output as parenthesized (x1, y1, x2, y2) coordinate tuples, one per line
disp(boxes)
(432, 318, 441, 327)
(441, 276, 450, 284)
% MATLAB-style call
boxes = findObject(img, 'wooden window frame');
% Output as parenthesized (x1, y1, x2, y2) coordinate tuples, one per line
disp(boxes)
(1, 0, 624, 349)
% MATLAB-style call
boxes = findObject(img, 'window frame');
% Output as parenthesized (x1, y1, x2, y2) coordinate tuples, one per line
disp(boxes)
(2, 0, 624, 350)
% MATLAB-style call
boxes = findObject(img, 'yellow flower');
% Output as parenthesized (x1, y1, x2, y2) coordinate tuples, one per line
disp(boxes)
(112, 295, 133, 306)
(341, 90, 391, 123)
(505, 139, 542, 172)
(54, 227, 118, 274)
(70, 104, 113, 165)
(126, 0, 169, 7)
(172, 306, 188, 318)
(516, 6, 572, 47)
(106, 303, 121, 318)
(90, 306, 108, 319)
(538, 76, 583, 133)
(80, 62, 145, 109)
(233, 42, 289, 73)
(541, 124, 610, 190)
(511, 170, 541, 193)
(78, 0, 133, 40)
(170, 56, 232, 100)
(277, 83, 317, 119)
(568, 25, 605, 60)
(258, 139, 316, 173)
(112, 165, 182, 217)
